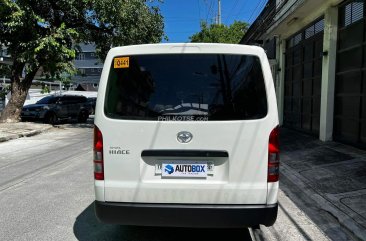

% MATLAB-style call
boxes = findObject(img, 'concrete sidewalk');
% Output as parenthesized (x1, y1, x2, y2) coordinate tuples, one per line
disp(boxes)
(0, 122, 53, 143)
(280, 128, 366, 241)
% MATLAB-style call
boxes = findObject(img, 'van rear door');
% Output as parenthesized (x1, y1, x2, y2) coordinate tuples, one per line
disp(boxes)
(97, 48, 278, 205)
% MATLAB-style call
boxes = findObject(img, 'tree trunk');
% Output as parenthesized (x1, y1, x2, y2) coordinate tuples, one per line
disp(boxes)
(0, 62, 38, 123)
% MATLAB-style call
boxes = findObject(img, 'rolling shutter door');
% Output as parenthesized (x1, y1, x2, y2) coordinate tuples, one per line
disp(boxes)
(284, 18, 324, 136)
(335, 0, 366, 148)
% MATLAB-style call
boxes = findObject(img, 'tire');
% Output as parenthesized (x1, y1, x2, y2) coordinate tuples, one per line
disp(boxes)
(77, 111, 89, 123)
(45, 112, 57, 125)
(251, 225, 260, 230)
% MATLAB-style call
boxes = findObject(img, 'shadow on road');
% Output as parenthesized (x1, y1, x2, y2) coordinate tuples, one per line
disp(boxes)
(54, 117, 94, 129)
(22, 116, 95, 129)
(73, 202, 253, 241)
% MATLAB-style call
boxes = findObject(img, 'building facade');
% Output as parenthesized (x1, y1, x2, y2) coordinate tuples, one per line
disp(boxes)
(72, 43, 104, 91)
(241, 0, 366, 149)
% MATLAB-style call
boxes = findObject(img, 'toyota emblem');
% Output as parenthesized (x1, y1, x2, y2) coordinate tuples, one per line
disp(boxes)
(177, 131, 193, 143)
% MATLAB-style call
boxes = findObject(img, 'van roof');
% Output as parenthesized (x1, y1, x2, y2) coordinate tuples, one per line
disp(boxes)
(107, 43, 266, 57)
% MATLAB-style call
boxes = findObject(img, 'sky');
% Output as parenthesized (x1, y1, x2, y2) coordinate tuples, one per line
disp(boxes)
(152, 0, 267, 43)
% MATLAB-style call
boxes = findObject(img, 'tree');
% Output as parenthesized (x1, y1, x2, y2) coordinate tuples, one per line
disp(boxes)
(40, 84, 50, 94)
(0, 0, 164, 122)
(190, 21, 248, 44)
(0, 64, 11, 79)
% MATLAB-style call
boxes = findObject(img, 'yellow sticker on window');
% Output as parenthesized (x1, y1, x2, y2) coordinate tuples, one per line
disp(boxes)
(114, 57, 129, 68)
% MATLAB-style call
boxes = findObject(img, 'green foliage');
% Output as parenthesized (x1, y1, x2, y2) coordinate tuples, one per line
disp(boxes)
(0, 85, 10, 99)
(61, 77, 71, 90)
(90, 0, 165, 59)
(0, 0, 165, 78)
(190, 21, 249, 44)
(0, 0, 165, 121)
(40, 84, 50, 94)
(0, 64, 11, 77)
(59, 73, 72, 85)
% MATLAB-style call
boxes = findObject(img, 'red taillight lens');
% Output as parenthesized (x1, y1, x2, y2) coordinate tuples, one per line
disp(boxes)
(94, 125, 104, 180)
(268, 126, 280, 182)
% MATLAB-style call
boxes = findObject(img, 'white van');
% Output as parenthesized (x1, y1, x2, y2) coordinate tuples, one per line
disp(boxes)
(93, 43, 280, 228)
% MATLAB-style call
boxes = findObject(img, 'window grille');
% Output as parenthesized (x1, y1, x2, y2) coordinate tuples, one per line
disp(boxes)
(342, 0, 364, 27)
(314, 19, 324, 34)
(305, 26, 314, 39)
(293, 33, 302, 46)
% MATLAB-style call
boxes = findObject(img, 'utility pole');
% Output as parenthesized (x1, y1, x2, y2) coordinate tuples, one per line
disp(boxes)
(218, 0, 221, 25)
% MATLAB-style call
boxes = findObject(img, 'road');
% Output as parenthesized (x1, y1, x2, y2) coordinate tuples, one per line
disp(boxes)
(0, 123, 330, 241)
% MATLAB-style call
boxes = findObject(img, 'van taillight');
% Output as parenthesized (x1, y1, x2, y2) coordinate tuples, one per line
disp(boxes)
(94, 126, 104, 180)
(268, 126, 280, 182)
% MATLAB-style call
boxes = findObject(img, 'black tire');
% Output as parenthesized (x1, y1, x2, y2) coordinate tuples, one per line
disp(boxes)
(251, 225, 260, 230)
(77, 111, 89, 123)
(45, 112, 57, 125)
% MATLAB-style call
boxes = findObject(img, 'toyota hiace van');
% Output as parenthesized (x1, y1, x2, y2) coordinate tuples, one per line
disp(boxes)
(93, 43, 280, 228)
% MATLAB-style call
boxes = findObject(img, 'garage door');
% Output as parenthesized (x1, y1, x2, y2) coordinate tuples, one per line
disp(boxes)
(335, 0, 366, 148)
(284, 18, 324, 136)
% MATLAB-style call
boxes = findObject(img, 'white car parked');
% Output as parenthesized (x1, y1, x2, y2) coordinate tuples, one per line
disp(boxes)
(93, 43, 280, 228)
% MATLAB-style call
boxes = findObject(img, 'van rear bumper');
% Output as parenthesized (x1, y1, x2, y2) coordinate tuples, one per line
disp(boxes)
(95, 201, 278, 228)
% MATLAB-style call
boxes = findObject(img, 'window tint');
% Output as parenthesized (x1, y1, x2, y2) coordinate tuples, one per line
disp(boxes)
(60, 95, 86, 104)
(75, 96, 86, 103)
(105, 54, 267, 121)
(60, 96, 72, 104)
(36, 96, 58, 104)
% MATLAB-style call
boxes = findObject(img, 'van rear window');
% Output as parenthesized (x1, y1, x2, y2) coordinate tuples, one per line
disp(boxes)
(104, 54, 267, 121)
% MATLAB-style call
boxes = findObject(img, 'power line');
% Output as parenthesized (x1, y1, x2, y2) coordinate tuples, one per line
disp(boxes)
(254, 0, 269, 22)
(227, 10, 252, 18)
(225, 0, 240, 23)
(197, 0, 201, 22)
(205, 0, 215, 24)
(248, 0, 266, 23)
(218, 0, 221, 25)
(165, 31, 199, 34)
(165, 19, 201, 23)
(235, 0, 250, 21)
(164, 16, 196, 20)
(203, 0, 210, 23)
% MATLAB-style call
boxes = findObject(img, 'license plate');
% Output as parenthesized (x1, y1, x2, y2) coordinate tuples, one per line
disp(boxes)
(159, 161, 208, 178)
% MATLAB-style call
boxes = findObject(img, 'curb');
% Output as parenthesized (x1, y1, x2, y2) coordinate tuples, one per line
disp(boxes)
(0, 126, 53, 143)
(0, 134, 19, 143)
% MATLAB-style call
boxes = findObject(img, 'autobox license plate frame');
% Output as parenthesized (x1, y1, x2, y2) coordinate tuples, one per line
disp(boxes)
(158, 161, 208, 178)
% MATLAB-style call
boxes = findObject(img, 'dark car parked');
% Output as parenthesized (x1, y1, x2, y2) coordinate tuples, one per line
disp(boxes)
(87, 97, 97, 115)
(21, 95, 91, 124)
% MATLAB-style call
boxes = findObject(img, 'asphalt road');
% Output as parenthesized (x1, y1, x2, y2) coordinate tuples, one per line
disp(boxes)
(0, 123, 330, 241)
